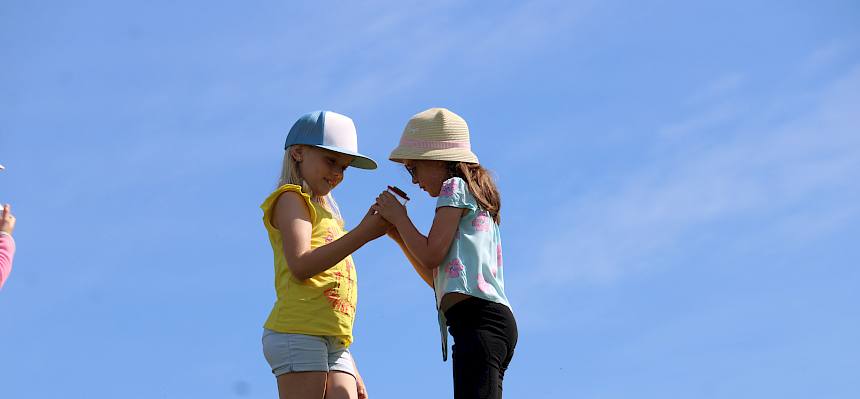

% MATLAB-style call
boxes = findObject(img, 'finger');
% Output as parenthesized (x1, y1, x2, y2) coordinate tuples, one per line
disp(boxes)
(380, 191, 400, 205)
(380, 191, 396, 201)
(1, 204, 8, 217)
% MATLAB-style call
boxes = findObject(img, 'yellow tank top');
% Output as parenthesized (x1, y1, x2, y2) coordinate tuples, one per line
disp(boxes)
(261, 184, 358, 346)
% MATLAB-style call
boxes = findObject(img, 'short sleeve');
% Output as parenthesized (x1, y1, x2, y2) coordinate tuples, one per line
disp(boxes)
(435, 177, 477, 210)
(261, 184, 316, 231)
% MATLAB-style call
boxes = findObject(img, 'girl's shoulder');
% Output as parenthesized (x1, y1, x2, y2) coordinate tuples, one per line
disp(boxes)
(440, 176, 469, 196)
(261, 184, 317, 227)
(262, 184, 312, 207)
(437, 177, 477, 210)
(270, 183, 309, 197)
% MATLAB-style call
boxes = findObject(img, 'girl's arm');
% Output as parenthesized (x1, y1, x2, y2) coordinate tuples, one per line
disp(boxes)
(375, 191, 464, 271)
(274, 191, 388, 281)
(0, 204, 15, 289)
(387, 227, 434, 288)
(0, 233, 14, 290)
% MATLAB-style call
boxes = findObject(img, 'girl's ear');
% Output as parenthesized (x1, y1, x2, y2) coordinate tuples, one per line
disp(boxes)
(445, 161, 458, 178)
(290, 146, 303, 162)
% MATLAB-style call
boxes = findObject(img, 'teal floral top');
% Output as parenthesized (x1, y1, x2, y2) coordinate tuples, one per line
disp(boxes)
(434, 177, 511, 360)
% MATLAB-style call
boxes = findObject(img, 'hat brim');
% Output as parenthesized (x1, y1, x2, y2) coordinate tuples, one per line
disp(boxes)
(315, 145, 378, 170)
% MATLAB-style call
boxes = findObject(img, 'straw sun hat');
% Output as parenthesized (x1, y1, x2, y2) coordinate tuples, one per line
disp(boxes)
(389, 108, 479, 164)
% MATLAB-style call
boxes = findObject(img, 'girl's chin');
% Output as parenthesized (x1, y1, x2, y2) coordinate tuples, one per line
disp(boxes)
(421, 186, 440, 197)
(310, 183, 332, 196)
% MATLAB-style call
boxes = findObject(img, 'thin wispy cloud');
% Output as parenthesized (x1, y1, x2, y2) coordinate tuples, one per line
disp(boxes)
(537, 61, 860, 285)
(280, 0, 592, 111)
(683, 73, 745, 106)
(800, 37, 858, 74)
(658, 102, 741, 139)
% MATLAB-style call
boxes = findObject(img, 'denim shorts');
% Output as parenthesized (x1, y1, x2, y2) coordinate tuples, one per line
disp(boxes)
(262, 329, 356, 377)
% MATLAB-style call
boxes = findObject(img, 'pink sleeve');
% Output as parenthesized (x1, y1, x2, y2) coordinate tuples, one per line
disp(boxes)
(0, 233, 15, 290)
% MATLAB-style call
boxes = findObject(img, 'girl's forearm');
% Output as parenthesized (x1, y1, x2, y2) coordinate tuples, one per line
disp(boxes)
(287, 228, 372, 280)
(392, 217, 444, 271)
(392, 235, 434, 288)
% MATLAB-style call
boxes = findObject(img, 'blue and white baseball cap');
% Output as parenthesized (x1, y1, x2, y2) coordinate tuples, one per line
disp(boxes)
(284, 110, 377, 170)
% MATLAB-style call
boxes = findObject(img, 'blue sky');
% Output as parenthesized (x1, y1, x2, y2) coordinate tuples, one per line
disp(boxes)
(2, 1, 859, 398)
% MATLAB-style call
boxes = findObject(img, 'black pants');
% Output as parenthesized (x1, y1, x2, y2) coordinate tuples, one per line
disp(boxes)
(445, 297, 518, 399)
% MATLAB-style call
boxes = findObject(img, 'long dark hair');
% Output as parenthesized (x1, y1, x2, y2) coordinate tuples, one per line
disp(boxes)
(447, 162, 502, 225)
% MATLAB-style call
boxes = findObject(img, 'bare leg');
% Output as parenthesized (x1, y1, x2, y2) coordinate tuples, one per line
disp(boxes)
(325, 371, 358, 399)
(277, 371, 327, 399)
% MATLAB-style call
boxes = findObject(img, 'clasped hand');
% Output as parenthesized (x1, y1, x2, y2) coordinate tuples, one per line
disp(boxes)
(372, 191, 407, 225)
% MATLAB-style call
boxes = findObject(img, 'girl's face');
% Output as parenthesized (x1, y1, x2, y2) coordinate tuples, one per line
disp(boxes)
(292, 145, 354, 196)
(403, 159, 450, 197)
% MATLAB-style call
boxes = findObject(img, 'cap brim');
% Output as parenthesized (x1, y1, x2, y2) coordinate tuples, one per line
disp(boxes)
(315, 145, 378, 170)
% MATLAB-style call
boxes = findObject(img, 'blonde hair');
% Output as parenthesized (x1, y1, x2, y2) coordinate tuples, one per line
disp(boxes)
(278, 145, 344, 224)
(448, 162, 502, 225)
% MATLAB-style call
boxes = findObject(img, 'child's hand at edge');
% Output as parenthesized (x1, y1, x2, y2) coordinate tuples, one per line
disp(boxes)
(356, 371, 368, 399)
(1, 204, 15, 235)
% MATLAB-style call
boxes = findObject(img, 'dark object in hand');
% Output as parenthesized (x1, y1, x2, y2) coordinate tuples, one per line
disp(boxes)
(387, 185, 410, 201)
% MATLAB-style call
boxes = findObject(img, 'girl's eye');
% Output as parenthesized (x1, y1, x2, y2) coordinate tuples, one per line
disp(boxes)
(328, 158, 347, 171)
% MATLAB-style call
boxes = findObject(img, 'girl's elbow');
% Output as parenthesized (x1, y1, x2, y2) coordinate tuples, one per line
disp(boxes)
(293, 272, 312, 281)
(421, 256, 444, 270)
(287, 262, 312, 281)
(424, 242, 453, 269)
(423, 248, 449, 269)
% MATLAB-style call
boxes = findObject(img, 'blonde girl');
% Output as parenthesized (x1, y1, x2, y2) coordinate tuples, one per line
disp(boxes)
(261, 111, 388, 399)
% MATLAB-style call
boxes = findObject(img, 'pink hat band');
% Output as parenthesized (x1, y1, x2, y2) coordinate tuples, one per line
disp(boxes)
(398, 137, 471, 150)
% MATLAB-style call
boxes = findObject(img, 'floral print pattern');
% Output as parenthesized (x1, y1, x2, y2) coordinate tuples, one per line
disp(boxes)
(476, 270, 498, 296)
(491, 244, 502, 277)
(440, 178, 457, 197)
(472, 212, 490, 232)
(446, 258, 464, 278)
